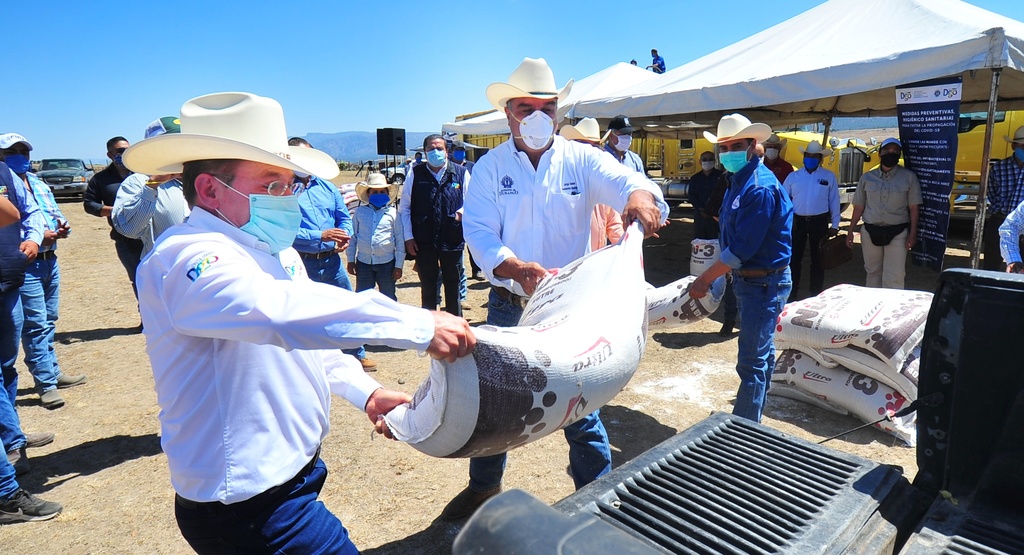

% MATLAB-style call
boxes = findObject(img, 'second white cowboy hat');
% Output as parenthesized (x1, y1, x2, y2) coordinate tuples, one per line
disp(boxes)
(485, 57, 573, 111)
(355, 172, 399, 204)
(799, 140, 833, 156)
(558, 117, 602, 144)
(703, 114, 772, 144)
(1004, 125, 1024, 143)
(764, 133, 788, 148)
(123, 92, 339, 179)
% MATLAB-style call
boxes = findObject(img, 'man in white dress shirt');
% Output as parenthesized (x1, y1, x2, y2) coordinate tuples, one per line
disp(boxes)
(445, 57, 668, 522)
(782, 140, 840, 301)
(123, 92, 475, 555)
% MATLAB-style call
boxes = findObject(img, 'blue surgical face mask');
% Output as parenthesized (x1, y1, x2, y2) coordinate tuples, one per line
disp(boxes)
(804, 156, 820, 171)
(427, 148, 446, 167)
(3, 154, 30, 174)
(113, 154, 125, 167)
(1015, 147, 1024, 163)
(719, 150, 750, 173)
(217, 178, 302, 254)
(368, 192, 390, 208)
(452, 150, 466, 163)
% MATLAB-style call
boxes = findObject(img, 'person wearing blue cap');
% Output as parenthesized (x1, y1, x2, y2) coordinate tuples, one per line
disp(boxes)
(846, 137, 922, 289)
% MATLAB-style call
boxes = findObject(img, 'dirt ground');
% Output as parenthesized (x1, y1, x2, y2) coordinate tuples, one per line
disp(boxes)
(4, 170, 970, 553)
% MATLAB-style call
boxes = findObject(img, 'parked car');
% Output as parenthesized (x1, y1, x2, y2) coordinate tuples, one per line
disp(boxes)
(36, 158, 93, 198)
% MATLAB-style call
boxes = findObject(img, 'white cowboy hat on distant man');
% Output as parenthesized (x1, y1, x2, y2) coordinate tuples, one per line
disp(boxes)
(799, 140, 833, 156)
(355, 172, 399, 204)
(1004, 125, 1024, 143)
(558, 117, 602, 144)
(485, 57, 574, 111)
(764, 133, 788, 148)
(703, 114, 772, 144)
(122, 92, 339, 179)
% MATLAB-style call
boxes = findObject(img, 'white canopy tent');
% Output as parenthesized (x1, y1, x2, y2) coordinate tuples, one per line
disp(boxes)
(442, 62, 661, 136)
(573, 0, 1024, 267)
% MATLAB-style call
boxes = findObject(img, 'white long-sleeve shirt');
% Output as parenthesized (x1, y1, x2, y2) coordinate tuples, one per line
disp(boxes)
(464, 136, 668, 297)
(137, 207, 434, 504)
(783, 167, 841, 228)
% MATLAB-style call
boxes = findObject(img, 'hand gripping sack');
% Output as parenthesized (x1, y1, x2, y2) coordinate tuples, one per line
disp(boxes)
(646, 275, 727, 329)
(384, 224, 649, 458)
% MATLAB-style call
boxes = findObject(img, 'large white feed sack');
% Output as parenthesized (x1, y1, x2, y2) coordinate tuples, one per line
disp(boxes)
(771, 350, 916, 445)
(385, 225, 649, 458)
(646, 275, 727, 329)
(821, 345, 920, 401)
(775, 284, 932, 373)
(689, 238, 720, 276)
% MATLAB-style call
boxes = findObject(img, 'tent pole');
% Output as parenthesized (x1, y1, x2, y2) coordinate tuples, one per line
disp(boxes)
(821, 112, 834, 148)
(970, 68, 1002, 269)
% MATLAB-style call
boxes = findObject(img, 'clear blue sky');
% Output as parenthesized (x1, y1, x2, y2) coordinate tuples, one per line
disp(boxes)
(6, 0, 1023, 161)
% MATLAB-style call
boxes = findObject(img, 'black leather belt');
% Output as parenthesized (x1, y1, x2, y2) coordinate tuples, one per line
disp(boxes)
(794, 212, 829, 221)
(735, 267, 788, 278)
(175, 446, 321, 511)
(36, 250, 57, 261)
(492, 286, 529, 309)
(297, 250, 335, 260)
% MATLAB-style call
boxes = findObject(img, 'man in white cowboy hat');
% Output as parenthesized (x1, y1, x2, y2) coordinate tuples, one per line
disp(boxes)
(603, 115, 645, 174)
(560, 119, 625, 252)
(762, 133, 794, 186)
(123, 91, 475, 554)
(112, 116, 189, 257)
(455, 57, 668, 521)
(347, 172, 404, 300)
(782, 140, 840, 301)
(846, 137, 922, 289)
(689, 113, 793, 423)
(287, 137, 378, 372)
(983, 125, 1024, 270)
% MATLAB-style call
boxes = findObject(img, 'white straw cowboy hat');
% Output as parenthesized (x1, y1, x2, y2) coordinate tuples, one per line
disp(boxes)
(764, 133, 788, 148)
(799, 140, 833, 156)
(485, 57, 574, 111)
(558, 117, 602, 144)
(122, 92, 339, 179)
(355, 173, 398, 204)
(1004, 125, 1024, 143)
(703, 114, 772, 144)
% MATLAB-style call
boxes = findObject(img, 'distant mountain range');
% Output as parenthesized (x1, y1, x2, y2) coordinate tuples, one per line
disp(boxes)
(304, 131, 435, 163)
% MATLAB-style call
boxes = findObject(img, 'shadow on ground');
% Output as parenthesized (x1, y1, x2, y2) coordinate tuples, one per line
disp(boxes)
(16, 433, 163, 494)
(56, 326, 141, 344)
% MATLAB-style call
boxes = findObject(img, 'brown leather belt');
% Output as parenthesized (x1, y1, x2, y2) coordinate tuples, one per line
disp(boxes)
(735, 267, 788, 278)
(492, 286, 529, 309)
(297, 250, 335, 260)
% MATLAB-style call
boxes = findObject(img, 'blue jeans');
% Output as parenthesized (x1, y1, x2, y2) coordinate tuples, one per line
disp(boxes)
(468, 289, 613, 492)
(20, 256, 61, 392)
(732, 268, 792, 422)
(0, 288, 26, 460)
(175, 459, 357, 554)
(355, 260, 397, 301)
(301, 253, 364, 360)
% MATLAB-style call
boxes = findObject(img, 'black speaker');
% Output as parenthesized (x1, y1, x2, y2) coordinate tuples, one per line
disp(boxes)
(376, 128, 406, 156)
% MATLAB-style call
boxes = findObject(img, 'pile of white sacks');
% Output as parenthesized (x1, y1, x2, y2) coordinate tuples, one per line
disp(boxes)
(771, 284, 933, 445)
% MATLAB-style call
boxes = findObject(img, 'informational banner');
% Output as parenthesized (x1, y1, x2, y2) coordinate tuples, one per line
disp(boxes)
(895, 77, 962, 272)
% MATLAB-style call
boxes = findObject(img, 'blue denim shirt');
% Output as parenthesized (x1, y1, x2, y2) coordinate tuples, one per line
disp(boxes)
(350, 203, 405, 267)
(293, 176, 353, 254)
(27, 172, 69, 253)
(719, 158, 793, 271)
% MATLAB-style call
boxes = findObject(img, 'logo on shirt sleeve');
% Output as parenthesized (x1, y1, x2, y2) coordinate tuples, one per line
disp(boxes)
(499, 175, 518, 196)
(185, 252, 220, 282)
(731, 197, 741, 209)
(0, 185, 7, 196)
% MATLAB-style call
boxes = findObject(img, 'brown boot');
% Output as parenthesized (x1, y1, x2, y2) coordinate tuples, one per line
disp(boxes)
(438, 486, 501, 521)
(360, 358, 378, 372)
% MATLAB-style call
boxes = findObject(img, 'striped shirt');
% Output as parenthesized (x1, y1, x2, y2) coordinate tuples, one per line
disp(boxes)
(26, 173, 68, 253)
(987, 156, 1024, 215)
(112, 173, 190, 256)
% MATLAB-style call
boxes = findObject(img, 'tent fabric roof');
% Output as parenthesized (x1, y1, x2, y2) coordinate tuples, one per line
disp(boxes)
(573, 0, 1024, 127)
(443, 62, 661, 135)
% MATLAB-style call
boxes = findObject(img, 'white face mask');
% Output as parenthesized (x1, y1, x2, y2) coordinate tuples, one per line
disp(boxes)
(701, 161, 715, 172)
(765, 148, 780, 160)
(514, 110, 555, 151)
(613, 133, 633, 152)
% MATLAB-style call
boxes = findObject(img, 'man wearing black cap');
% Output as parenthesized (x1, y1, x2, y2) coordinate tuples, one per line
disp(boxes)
(604, 115, 645, 174)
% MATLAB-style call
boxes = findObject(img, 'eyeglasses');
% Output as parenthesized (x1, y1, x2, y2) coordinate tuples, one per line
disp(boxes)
(211, 174, 306, 196)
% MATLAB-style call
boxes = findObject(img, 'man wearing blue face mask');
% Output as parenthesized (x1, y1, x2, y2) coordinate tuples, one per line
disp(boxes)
(983, 126, 1024, 270)
(84, 136, 145, 306)
(689, 113, 793, 424)
(122, 92, 476, 554)
(400, 134, 468, 317)
(782, 140, 840, 301)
